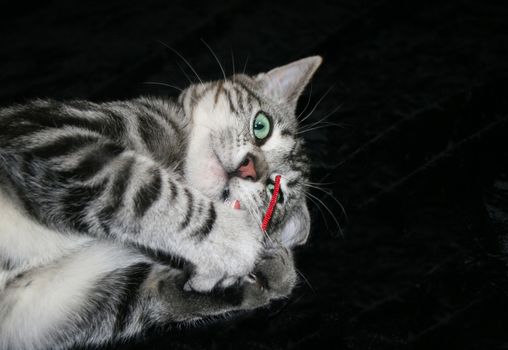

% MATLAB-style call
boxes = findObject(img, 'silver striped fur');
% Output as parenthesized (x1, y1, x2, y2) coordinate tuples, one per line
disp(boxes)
(0, 56, 322, 349)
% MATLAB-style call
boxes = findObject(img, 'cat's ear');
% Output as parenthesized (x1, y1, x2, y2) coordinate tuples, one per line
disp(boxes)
(278, 202, 311, 247)
(256, 56, 322, 111)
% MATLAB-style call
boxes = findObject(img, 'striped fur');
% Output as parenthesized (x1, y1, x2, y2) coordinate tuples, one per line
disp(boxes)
(0, 56, 322, 349)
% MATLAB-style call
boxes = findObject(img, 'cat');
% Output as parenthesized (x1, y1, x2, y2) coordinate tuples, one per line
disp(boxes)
(0, 55, 322, 349)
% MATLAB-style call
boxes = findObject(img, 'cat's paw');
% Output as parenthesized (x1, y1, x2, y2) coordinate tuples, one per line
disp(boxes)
(240, 245, 297, 309)
(184, 204, 264, 293)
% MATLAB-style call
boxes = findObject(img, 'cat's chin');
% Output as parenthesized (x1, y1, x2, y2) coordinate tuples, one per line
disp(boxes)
(220, 178, 266, 219)
(221, 187, 243, 211)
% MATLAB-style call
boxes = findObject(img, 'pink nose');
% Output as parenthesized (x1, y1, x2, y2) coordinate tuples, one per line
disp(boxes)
(237, 157, 257, 181)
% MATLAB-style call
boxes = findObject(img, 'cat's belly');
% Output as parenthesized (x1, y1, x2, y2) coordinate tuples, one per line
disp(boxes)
(0, 188, 93, 273)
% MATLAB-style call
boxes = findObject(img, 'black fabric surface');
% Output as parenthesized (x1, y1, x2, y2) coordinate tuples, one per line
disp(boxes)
(2, 1, 508, 349)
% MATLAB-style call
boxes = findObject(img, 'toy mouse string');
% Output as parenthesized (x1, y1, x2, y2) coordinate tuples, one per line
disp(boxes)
(261, 175, 281, 232)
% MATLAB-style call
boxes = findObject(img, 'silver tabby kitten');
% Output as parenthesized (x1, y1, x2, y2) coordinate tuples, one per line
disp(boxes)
(0, 56, 322, 349)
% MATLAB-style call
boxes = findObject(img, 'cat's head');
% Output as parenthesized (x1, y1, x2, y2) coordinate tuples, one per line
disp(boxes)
(180, 56, 322, 247)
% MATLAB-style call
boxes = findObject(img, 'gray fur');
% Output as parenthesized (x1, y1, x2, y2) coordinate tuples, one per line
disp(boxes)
(0, 56, 322, 349)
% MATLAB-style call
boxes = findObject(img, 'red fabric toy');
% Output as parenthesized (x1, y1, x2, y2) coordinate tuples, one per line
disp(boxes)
(261, 175, 282, 232)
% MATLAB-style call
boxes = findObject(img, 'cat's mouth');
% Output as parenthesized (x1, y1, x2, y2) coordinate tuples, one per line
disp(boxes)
(221, 185, 242, 210)
(205, 150, 267, 212)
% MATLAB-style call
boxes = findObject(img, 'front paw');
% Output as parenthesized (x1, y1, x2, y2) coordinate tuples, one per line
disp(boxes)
(184, 204, 264, 293)
(241, 246, 297, 309)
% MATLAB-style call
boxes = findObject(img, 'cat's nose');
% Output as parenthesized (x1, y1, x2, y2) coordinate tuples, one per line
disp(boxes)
(236, 156, 257, 181)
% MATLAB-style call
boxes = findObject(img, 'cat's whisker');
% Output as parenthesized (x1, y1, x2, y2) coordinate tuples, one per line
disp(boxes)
(255, 205, 275, 245)
(298, 121, 343, 134)
(201, 39, 227, 81)
(245, 199, 274, 244)
(304, 193, 331, 232)
(157, 40, 204, 84)
(174, 60, 194, 85)
(305, 191, 343, 237)
(240, 194, 261, 225)
(301, 121, 343, 130)
(295, 268, 315, 293)
(142, 82, 199, 104)
(297, 124, 342, 135)
(242, 55, 249, 74)
(298, 105, 343, 135)
(301, 183, 326, 192)
(230, 48, 236, 82)
(296, 83, 313, 120)
(298, 84, 335, 123)
(143, 81, 184, 92)
(299, 104, 343, 130)
(297, 123, 342, 135)
(277, 175, 345, 223)
(301, 183, 347, 221)
(304, 180, 336, 186)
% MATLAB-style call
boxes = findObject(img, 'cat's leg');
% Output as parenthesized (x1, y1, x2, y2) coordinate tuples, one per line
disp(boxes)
(0, 241, 152, 350)
(0, 241, 295, 350)
(149, 245, 297, 322)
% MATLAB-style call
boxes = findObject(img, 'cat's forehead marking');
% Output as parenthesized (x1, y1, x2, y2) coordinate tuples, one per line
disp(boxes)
(190, 78, 299, 146)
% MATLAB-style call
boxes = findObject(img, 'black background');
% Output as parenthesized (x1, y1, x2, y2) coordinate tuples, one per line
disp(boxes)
(2, 1, 508, 349)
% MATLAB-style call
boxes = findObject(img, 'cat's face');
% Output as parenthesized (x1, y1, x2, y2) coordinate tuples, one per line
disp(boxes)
(181, 56, 322, 247)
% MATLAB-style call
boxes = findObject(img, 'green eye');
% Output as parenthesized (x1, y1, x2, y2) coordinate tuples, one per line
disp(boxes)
(253, 112, 271, 141)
